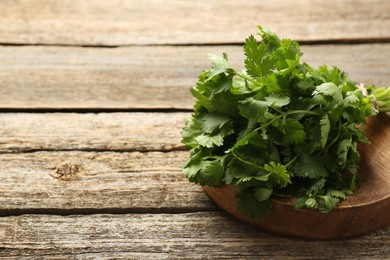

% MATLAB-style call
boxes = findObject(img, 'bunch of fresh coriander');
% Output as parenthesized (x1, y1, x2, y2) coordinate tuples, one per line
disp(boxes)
(181, 26, 390, 219)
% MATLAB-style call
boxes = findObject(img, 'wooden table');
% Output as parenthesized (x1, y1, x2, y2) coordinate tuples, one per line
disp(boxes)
(0, 1, 389, 258)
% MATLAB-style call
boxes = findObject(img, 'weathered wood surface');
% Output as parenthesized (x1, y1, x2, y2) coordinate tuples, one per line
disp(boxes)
(1, 0, 389, 46)
(0, 151, 214, 213)
(0, 113, 187, 152)
(0, 213, 389, 258)
(1, 0, 390, 257)
(1, 44, 389, 110)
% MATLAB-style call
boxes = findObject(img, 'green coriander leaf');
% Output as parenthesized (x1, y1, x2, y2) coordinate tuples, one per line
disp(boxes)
(257, 25, 281, 51)
(294, 196, 309, 209)
(236, 119, 258, 141)
(201, 113, 231, 133)
(222, 171, 234, 185)
(207, 53, 234, 80)
(181, 116, 203, 148)
(281, 118, 306, 144)
(235, 174, 270, 186)
(319, 195, 340, 213)
(305, 197, 319, 208)
(232, 132, 269, 166)
(344, 91, 360, 106)
(239, 97, 274, 122)
(183, 161, 203, 180)
(320, 114, 330, 148)
(206, 74, 233, 94)
(196, 160, 224, 186)
(274, 39, 302, 69)
(231, 76, 252, 95)
(318, 65, 348, 86)
(195, 134, 224, 148)
(243, 35, 276, 79)
(306, 178, 327, 196)
(313, 82, 343, 104)
(233, 130, 262, 150)
(264, 161, 291, 187)
(267, 142, 281, 163)
(183, 149, 209, 181)
(244, 35, 266, 65)
(190, 87, 215, 112)
(294, 195, 319, 210)
(337, 138, 352, 167)
(264, 73, 290, 93)
(348, 142, 361, 162)
(292, 153, 328, 179)
(254, 187, 273, 201)
(264, 94, 290, 108)
(219, 122, 235, 137)
(226, 156, 262, 180)
(326, 189, 347, 200)
(341, 188, 353, 196)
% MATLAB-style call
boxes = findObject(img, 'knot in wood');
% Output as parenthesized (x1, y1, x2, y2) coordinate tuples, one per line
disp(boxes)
(51, 162, 81, 181)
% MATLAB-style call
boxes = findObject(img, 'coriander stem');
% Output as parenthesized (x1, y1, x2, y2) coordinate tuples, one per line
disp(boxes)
(373, 86, 390, 113)
(373, 87, 390, 99)
(379, 106, 390, 113)
(325, 134, 340, 151)
(285, 155, 298, 168)
(252, 109, 322, 134)
(285, 110, 322, 116)
(258, 115, 281, 130)
(373, 86, 387, 93)
(232, 151, 264, 170)
(233, 71, 263, 88)
(377, 99, 390, 106)
(349, 173, 357, 191)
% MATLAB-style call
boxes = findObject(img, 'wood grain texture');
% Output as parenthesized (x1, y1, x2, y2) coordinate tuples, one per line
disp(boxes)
(0, 151, 213, 213)
(0, 213, 389, 258)
(0, 44, 389, 110)
(0, 0, 389, 45)
(0, 113, 187, 152)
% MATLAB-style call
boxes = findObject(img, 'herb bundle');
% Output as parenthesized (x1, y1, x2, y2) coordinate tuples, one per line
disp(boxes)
(181, 26, 390, 219)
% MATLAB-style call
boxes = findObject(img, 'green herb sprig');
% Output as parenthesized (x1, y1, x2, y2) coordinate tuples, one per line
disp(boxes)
(182, 26, 390, 219)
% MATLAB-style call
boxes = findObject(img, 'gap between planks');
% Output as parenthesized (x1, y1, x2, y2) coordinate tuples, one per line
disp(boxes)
(1, 37, 390, 48)
(0, 108, 193, 113)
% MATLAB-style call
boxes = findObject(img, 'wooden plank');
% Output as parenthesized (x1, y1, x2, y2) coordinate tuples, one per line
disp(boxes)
(0, 113, 187, 152)
(0, 213, 389, 258)
(0, 151, 213, 213)
(0, 44, 389, 110)
(0, 0, 389, 45)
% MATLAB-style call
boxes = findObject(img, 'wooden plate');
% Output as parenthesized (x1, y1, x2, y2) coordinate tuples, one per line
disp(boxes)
(203, 114, 390, 240)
